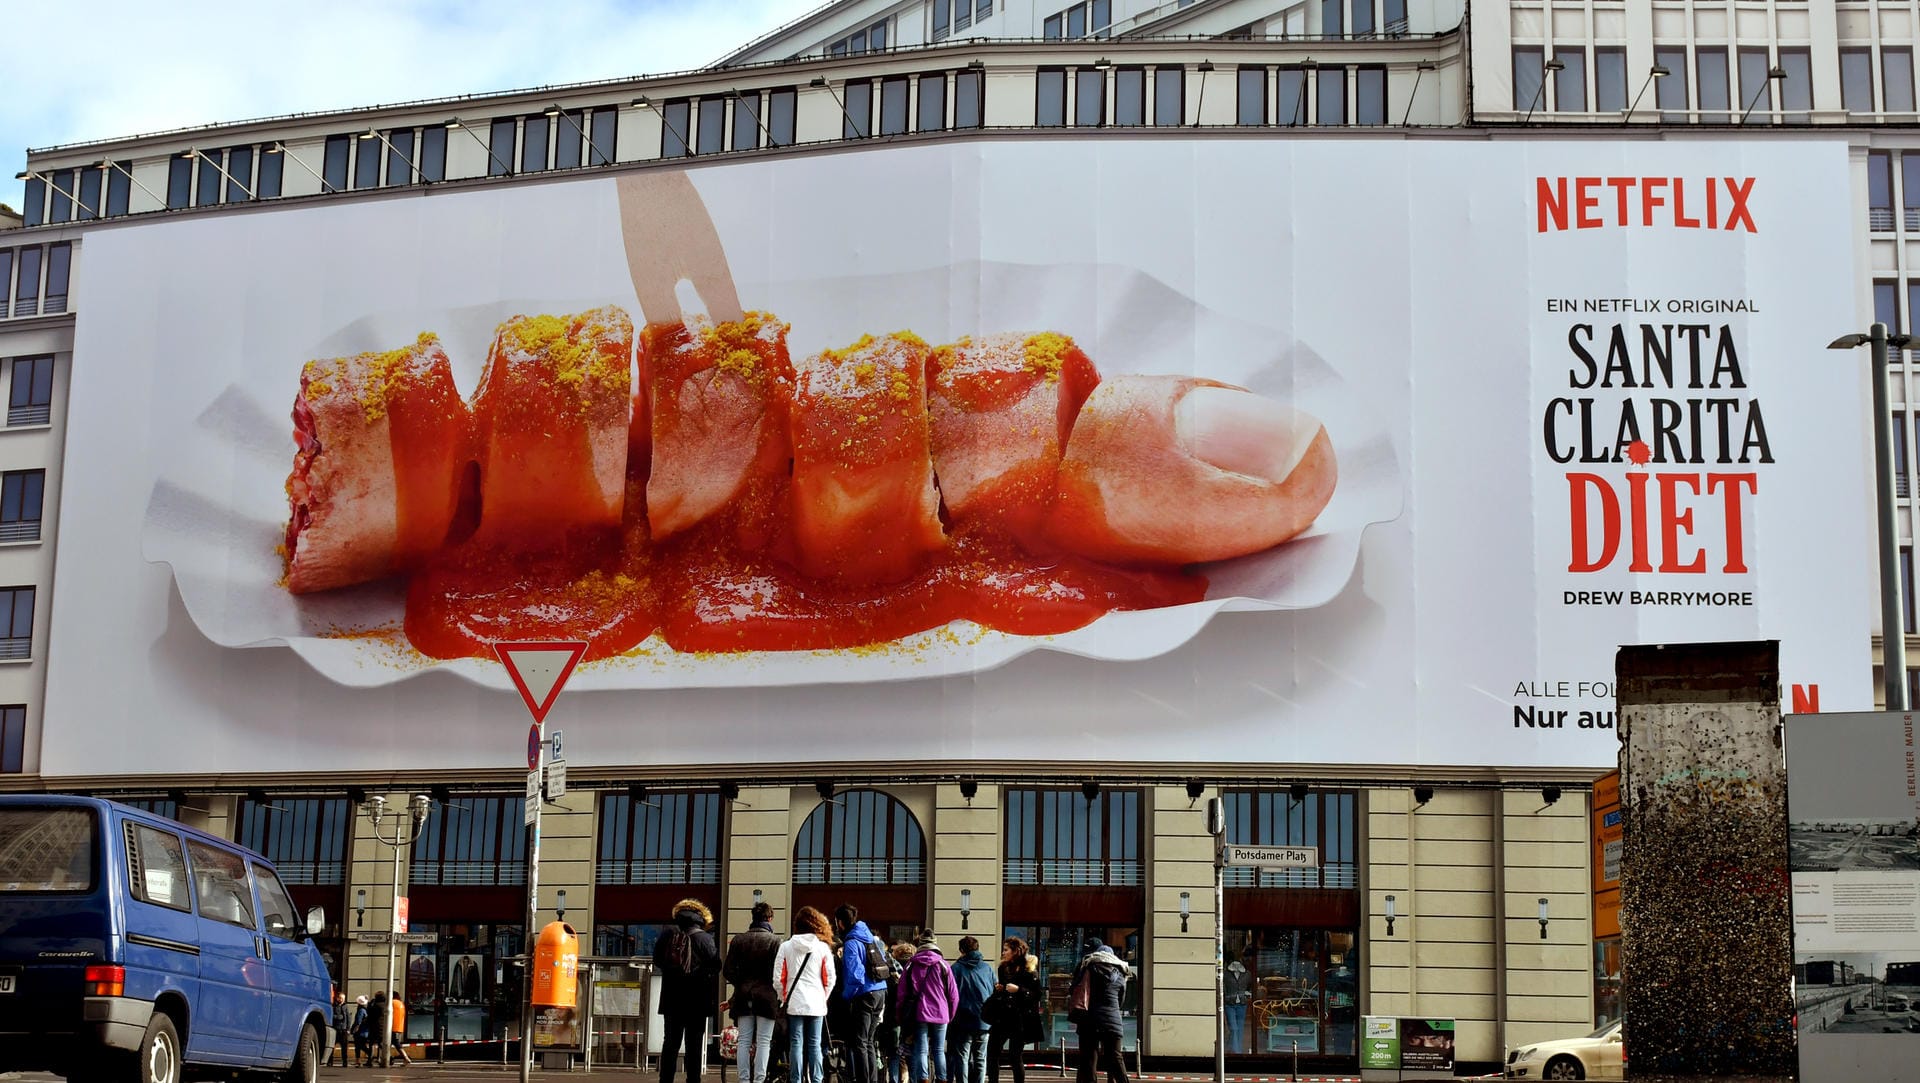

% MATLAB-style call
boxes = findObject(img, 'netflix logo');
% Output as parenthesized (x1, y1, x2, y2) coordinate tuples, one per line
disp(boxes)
(1536, 177, 1757, 233)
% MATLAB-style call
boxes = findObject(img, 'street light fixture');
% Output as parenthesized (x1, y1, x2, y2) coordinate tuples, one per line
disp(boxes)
(1524, 58, 1566, 124)
(1738, 66, 1789, 125)
(556, 889, 568, 921)
(1538, 897, 1551, 940)
(365, 793, 434, 1068)
(1179, 891, 1191, 933)
(960, 888, 972, 930)
(1829, 324, 1915, 710)
(1623, 64, 1670, 122)
(356, 888, 367, 928)
(1384, 894, 1397, 936)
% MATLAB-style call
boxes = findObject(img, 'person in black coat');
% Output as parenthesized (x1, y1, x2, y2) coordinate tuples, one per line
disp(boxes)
(1071, 940, 1131, 1083)
(656, 898, 721, 1083)
(987, 938, 1043, 1083)
(725, 901, 783, 1083)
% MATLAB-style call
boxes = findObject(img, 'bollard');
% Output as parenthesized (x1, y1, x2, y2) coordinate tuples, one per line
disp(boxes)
(1290, 1038, 1298, 1083)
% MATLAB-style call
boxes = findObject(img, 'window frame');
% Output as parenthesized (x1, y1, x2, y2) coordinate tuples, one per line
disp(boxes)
(488, 117, 518, 176)
(1114, 66, 1146, 126)
(186, 839, 258, 930)
(0, 704, 23, 773)
(128, 822, 194, 913)
(1238, 65, 1269, 126)
(1003, 787, 1142, 888)
(321, 137, 349, 193)
(844, 79, 875, 138)
(1356, 65, 1387, 124)
(1841, 47, 1876, 116)
(1, 468, 46, 542)
(1037, 68, 1068, 127)
(794, 788, 925, 886)
(596, 790, 724, 886)
(0, 585, 35, 659)
(880, 75, 912, 135)
(251, 860, 302, 940)
(1695, 47, 1731, 123)
(662, 100, 693, 158)
(918, 73, 949, 133)
(236, 795, 352, 886)
(1153, 65, 1185, 126)
(410, 795, 528, 886)
(1317, 65, 1348, 125)
(1075, 67, 1106, 127)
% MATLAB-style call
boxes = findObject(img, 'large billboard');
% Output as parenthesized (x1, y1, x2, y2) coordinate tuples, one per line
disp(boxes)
(42, 138, 1871, 775)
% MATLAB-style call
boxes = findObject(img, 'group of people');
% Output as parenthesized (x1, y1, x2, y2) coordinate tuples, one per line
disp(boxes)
(328, 988, 413, 1068)
(650, 898, 1135, 1083)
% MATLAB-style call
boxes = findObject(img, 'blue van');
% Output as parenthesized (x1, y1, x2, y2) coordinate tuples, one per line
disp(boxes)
(0, 796, 334, 1083)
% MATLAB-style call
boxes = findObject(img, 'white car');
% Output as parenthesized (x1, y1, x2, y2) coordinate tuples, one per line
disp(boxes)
(1504, 1019, 1624, 1080)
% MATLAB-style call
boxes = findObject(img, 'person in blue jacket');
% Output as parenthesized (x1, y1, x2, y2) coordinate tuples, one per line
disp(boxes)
(835, 904, 891, 1083)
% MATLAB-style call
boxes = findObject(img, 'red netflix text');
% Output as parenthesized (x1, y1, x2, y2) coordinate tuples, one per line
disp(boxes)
(1536, 177, 1757, 233)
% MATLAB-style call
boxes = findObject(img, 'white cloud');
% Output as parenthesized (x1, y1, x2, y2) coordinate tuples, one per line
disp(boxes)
(2, 0, 828, 207)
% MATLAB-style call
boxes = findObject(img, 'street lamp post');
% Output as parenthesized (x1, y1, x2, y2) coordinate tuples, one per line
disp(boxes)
(365, 794, 434, 1069)
(1829, 323, 1915, 710)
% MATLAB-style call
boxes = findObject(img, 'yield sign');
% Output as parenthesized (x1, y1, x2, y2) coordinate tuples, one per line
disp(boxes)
(493, 641, 588, 724)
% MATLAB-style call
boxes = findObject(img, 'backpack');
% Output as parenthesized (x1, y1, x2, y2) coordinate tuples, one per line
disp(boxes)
(661, 929, 695, 976)
(1066, 965, 1092, 1023)
(864, 938, 896, 983)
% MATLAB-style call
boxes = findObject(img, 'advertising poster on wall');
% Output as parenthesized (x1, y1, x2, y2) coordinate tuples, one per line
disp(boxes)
(42, 139, 1869, 776)
(1787, 710, 1920, 1056)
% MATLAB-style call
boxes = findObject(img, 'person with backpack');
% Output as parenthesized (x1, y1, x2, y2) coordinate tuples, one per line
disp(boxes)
(1070, 940, 1132, 1083)
(882, 941, 915, 1083)
(897, 932, 960, 1083)
(351, 995, 371, 1067)
(777, 906, 839, 1083)
(949, 937, 995, 1083)
(833, 904, 892, 1083)
(725, 901, 783, 1083)
(655, 898, 721, 1083)
(364, 992, 386, 1067)
(986, 938, 1042, 1083)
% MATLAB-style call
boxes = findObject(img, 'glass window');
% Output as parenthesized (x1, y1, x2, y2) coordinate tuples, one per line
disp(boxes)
(251, 861, 301, 939)
(769, 88, 799, 145)
(76, 168, 101, 221)
(1003, 924, 1140, 1051)
(1384, 0, 1407, 33)
(1780, 48, 1812, 122)
(322, 136, 349, 192)
(1067, 4, 1086, 38)
(226, 146, 253, 201)
(237, 796, 352, 885)
(522, 115, 551, 171)
(0, 586, 35, 656)
(1876, 279, 1899, 330)
(978, 0, 992, 26)
(420, 125, 448, 182)
(954, 72, 983, 128)
(1738, 49, 1773, 124)
(1356, 66, 1386, 124)
(377, 130, 409, 187)
(934, 0, 951, 39)
(1907, 281, 1920, 344)
(489, 118, 517, 176)
(128, 823, 190, 908)
(1696, 48, 1730, 123)
(1514, 46, 1545, 112)
(1905, 547, 1916, 633)
(1224, 790, 1359, 887)
(845, 80, 874, 138)
(120, 799, 179, 821)
(256, 149, 283, 198)
(1896, 410, 1909, 499)
(42, 244, 69, 316)
(1596, 47, 1627, 113)
(557, 110, 586, 168)
(1887, 48, 1917, 115)
(1238, 66, 1268, 125)
(918, 74, 947, 132)
(1350, 0, 1373, 36)
(11, 357, 53, 423)
(1038, 69, 1067, 127)
(1004, 788, 1141, 886)
(106, 162, 131, 216)
(1115, 67, 1145, 125)
(695, 99, 725, 154)
(1279, 67, 1308, 125)
(187, 840, 256, 929)
(1092, 0, 1110, 35)
(353, 137, 379, 189)
(0, 705, 19, 773)
(1043, 13, 1062, 39)
(0, 252, 9, 314)
(1321, 0, 1342, 37)
(0, 807, 93, 888)
(794, 789, 923, 885)
(732, 95, 762, 151)
(11, 250, 39, 319)
(881, 76, 911, 135)
(1555, 49, 1587, 112)
(47, 170, 73, 224)
(412, 796, 528, 886)
(1871, 151, 1894, 231)
(596, 791, 723, 885)
(590, 109, 617, 165)
(1, 472, 44, 544)
(1076, 68, 1105, 126)
(21, 177, 44, 227)
(196, 150, 225, 206)
(1222, 928, 1359, 1056)
(1317, 66, 1347, 125)
(1842, 48, 1875, 115)
(955, 0, 971, 31)
(662, 100, 692, 158)
(1154, 66, 1184, 125)
(869, 21, 887, 50)
(1655, 47, 1690, 122)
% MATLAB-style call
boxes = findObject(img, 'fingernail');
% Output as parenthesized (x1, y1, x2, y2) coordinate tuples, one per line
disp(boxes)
(1174, 386, 1320, 483)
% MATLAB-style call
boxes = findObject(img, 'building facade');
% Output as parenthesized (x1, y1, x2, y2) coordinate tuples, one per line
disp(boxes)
(0, 0, 1896, 1072)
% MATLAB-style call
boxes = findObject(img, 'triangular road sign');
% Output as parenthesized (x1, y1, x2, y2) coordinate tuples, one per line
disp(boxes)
(493, 641, 588, 724)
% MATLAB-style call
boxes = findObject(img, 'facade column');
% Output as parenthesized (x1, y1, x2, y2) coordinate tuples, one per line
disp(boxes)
(725, 786, 795, 935)
(1365, 788, 1412, 1019)
(1498, 790, 1594, 1055)
(1144, 784, 1216, 1059)
(344, 791, 414, 1003)
(539, 795, 596, 940)
(178, 793, 236, 840)
(930, 783, 1000, 952)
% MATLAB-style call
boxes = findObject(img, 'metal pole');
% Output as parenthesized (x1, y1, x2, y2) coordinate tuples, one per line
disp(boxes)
(1214, 838, 1225, 1083)
(1871, 322, 1910, 710)
(521, 735, 544, 1083)
(385, 833, 401, 1069)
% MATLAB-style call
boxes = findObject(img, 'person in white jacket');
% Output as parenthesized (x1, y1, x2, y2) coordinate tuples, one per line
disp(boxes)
(777, 906, 840, 1083)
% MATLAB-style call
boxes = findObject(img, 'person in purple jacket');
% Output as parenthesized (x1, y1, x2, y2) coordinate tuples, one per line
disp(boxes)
(897, 932, 961, 1083)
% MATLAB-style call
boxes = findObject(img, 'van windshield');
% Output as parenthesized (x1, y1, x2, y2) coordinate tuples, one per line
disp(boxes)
(0, 807, 96, 892)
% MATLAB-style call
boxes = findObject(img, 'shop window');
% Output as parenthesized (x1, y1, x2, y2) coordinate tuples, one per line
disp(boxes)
(412, 795, 528, 886)
(404, 922, 525, 1043)
(1595, 937, 1622, 1026)
(596, 790, 722, 885)
(1225, 929, 1357, 1056)
(1003, 924, 1141, 1051)
(236, 795, 352, 885)
(1223, 790, 1358, 888)
(1005, 788, 1140, 887)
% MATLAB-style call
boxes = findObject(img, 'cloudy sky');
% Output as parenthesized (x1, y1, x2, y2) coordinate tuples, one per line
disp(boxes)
(2, 0, 824, 209)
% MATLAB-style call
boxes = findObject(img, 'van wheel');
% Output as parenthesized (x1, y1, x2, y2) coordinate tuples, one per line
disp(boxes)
(285, 1026, 319, 1083)
(139, 1014, 182, 1083)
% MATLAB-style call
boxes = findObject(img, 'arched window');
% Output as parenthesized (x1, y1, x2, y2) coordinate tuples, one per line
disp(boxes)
(794, 789, 924, 885)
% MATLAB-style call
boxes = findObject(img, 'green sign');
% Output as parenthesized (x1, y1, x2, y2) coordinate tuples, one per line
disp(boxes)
(1360, 1016, 1399, 1069)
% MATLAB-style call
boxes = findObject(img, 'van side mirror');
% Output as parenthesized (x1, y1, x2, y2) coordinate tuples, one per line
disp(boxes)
(306, 906, 326, 937)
